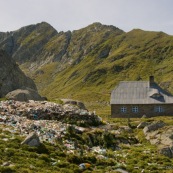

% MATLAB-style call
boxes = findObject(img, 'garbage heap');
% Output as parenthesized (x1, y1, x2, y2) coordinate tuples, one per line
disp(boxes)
(0, 100, 102, 126)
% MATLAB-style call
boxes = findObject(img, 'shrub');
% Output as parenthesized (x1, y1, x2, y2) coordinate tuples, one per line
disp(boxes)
(83, 155, 97, 164)
(6, 148, 16, 157)
(56, 161, 69, 168)
(39, 154, 50, 162)
(0, 166, 16, 173)
(59, 168, 74, 173)
(67, 154, 83, 164)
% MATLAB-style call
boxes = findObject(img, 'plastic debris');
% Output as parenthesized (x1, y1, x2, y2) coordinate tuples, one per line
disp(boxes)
(79, 163, 91, 170)
(0, 100, 102, 126)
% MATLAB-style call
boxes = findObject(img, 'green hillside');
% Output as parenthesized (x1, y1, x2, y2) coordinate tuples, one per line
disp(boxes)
(1, 22, 173, 116)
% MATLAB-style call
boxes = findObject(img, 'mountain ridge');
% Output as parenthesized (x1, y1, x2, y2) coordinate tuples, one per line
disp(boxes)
(0, 22, 173, 115)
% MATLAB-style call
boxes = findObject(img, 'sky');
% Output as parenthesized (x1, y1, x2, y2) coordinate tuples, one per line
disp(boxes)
(0, 0, 173, 35)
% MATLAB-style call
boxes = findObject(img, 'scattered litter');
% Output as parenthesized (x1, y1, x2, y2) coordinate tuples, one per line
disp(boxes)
(0, 100, 102, 126)
(79, 163, 91, 170)
(0, 100, 101, 148)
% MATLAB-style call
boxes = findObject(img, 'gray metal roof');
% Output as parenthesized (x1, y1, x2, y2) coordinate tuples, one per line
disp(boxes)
(110, 81, 173, 104)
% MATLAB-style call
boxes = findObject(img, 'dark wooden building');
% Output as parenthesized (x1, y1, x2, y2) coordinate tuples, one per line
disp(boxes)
(110, 76, 173, 118)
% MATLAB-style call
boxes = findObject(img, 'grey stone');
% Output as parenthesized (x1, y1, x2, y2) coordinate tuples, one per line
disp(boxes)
(21, 132, 41, 147)
(119, 126, 133, 133)
(143, 121, 165, 134)
(6, 88, 45, 102)
(141, 114, 147, 118)
(0, 50, 37, 97)
(159, 147, 173, 158)
(169, 134, 173, 139)
(2, 161, 11, 166)
(61, 99, 87, 110)
(77, 101, 86, 110)
(137, 122, 150, 129)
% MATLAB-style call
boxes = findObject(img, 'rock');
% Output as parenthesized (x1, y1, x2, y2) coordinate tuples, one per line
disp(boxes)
(0, 50, 37, 97)
(143, 121, 165, 134)
(5, 88, 45, 102)
(118, 126, 133, 133)
(137, 122, 150, 129)
(77, 101, 86, 110)
(142, 121, 173, 158)
(159, 147, 173, 158)
(169, 134, 173, 140)
(61, 99, 87, 110)
(21, 132, 41, 147)
(98, 47, 110, 59)
(141, 114, 147, 118)
(2, 161, 11, 166)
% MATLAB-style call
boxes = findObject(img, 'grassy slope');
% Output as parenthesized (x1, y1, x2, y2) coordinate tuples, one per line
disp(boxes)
(29, 29, 173, 117)
(1, 116, 173, 173)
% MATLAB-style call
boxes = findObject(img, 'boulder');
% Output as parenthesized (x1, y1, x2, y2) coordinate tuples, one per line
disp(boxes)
(159, 147, 173, 158)
(61, 99, 87, 110)
(142, 121, 173, 158)
(6, 88, 45, 102)
(141, 114, 147, 118)
(137, 122, 150, 129)
(143, 121, 165, 134)
(77, 101, 86, 110)
(21, 132, 41, 147)
(2, 161, 11, 166)
(118, 126, 133, 133)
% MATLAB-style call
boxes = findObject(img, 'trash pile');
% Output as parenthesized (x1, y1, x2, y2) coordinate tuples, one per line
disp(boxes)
(0, 113, 65, 144)
(0, 100, 102, 126)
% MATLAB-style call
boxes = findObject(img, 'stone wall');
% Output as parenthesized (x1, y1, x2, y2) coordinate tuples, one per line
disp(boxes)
(111, 104, 173, 118)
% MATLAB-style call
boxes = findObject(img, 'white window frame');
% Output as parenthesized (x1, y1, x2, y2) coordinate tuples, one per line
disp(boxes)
(121, 106, 127, 113)
(132, 106, 138, 113)
(154, 106, 164, 113)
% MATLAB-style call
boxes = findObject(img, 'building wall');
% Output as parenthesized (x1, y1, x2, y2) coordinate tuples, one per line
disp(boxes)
(111, 104, 173, 118)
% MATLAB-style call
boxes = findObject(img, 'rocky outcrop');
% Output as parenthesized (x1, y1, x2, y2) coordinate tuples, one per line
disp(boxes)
(141, 121, 173, 158)
(0, 22, 123, 71)
(159, 147, 173, 158)
(5, 88, 45, 101)
(143, 121, 165, 134)
(0, 22, 57, 63)
(0, 50, 37, 97)
(21, 132, 41, 147)
(137, 121, 150, 129)
(61, 99, 87, 110)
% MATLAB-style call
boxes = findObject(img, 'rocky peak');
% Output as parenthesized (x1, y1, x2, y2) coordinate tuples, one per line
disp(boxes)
(86, 22, 124, 33)
(0, 22, 58, 64)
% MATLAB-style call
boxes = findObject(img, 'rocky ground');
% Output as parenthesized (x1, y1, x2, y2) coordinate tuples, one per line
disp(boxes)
(140, 120, 173, 158)
(0, 100, 173, 172)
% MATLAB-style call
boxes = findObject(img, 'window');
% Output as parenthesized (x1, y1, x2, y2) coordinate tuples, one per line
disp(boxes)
(121, 107, 127, 113)
(154, 106, 164, 113)
(132, 106, 138, 113)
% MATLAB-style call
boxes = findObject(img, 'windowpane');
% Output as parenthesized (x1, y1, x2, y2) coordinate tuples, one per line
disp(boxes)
(154, 106, 164, 112)
(121, 107, 127, 113)
(132, 106, 138, 113)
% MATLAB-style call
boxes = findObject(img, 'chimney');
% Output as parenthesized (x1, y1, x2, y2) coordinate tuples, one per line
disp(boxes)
(149, 76, 155, 87)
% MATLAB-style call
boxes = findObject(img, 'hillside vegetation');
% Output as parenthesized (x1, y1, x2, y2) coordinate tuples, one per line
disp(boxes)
(1, 22, 173, 115)
(1, 116, 173, 173)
